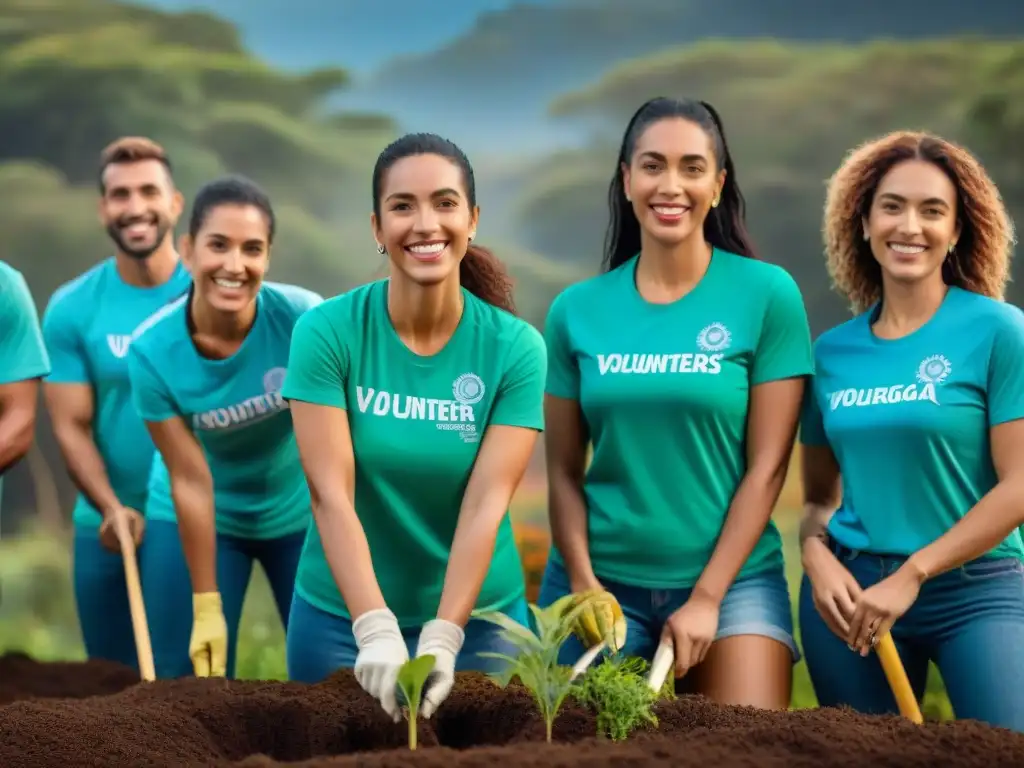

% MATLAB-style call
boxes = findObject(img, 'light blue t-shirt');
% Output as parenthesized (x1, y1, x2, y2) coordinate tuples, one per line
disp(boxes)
(801, 286, 1024, 560)
(41, 258, 192, 528)
(127, 281, 323, 540)
(0, 261, 51, 512)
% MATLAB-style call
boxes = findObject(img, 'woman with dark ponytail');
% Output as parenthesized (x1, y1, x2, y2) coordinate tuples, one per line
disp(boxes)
(127, 175, 323, 679)
(538, 97, 813, 709)
(281, 133, 545, 721)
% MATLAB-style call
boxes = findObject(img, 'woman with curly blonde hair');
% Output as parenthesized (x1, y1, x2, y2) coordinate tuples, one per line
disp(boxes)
(797, 130, 1024, 730)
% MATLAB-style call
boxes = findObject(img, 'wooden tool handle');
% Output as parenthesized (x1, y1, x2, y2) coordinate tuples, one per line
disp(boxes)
(115, 521, 156, 682)
(875, 632, 923, 723)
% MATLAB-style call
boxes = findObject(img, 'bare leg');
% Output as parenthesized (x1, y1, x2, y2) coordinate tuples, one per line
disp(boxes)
(679, 634, 793, 710)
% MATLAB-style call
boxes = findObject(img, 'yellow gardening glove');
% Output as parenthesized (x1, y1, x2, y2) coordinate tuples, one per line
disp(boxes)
(190, 592, 228, 678)
(567, 589, 627, 651)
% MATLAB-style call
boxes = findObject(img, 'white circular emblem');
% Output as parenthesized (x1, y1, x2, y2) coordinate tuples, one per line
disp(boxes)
(696, 322, 731, 352)
(263, 367, 287, 393)
(916, 355, 951, 385)
(452, 372, 485, 405)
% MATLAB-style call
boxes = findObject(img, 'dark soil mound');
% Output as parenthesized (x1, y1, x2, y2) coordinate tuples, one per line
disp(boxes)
(1, 654, 1022, 767)
(0, 651, 140, 704)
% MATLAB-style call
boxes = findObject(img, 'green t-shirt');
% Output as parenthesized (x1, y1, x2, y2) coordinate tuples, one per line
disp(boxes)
(281, 279, 546, 627)
(544, 249, 813, 588)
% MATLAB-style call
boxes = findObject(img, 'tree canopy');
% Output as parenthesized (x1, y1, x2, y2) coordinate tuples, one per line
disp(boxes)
(513, 38, 1023, 334)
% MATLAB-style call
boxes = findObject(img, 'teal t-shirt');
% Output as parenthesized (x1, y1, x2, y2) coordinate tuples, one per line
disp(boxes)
(127, 281, 323, 540)
(0, 261, 51, 513)
(41, 258, 192, 528)
(545, 249, 813, 588)
(800, 286, 1024, 560)
(281, 279, 546, 627)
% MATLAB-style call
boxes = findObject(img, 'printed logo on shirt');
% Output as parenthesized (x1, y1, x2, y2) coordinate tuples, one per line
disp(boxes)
(191, 367, 289, 432)
(595, 322, 731, 377)
(452, 372, 485, 405)
(263, 366, 287, 393)
(827, 354, 951, 411)
(107, 334, 132, 359)
(355, 382, 481, 444)
(697, 322, 732, 353)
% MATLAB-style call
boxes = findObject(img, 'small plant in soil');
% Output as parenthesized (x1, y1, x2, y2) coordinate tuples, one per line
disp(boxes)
(571, 655, 669, 741)
(475, 594, 596, 743)
(394, 654, 437, 750)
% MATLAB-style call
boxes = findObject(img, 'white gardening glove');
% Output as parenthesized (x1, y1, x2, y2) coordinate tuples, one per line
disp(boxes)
(414, 618, 465, 719)
(352, 608, 409, 722)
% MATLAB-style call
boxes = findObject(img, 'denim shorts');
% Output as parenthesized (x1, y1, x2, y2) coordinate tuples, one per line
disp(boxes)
(285, 592, 531, 684)
(537, 556, 799, 666)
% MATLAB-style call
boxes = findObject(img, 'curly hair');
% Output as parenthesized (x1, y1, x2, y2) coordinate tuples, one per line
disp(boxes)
(823, 130, 1014, 313)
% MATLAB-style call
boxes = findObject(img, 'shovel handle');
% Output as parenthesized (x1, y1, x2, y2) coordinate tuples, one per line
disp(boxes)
(114, 520, 156, 682)
(875, 632, 923, 724)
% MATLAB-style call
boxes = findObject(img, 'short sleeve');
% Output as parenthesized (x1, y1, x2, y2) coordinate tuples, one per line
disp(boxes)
(987, 307, 1024, 427)
(41, 291, 89, 384)
(490, 323, 547, 431)
(799, 373, 829, 447)
(0, 267, 50, 384)
(751, 269, 815, 385)
(127, 344, 179, 423)
(281, 307, 349, 409)
(542, 290, 579, 399)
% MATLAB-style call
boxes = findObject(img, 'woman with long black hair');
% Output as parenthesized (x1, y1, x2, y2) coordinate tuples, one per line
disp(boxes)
(538, 97, 813, 709)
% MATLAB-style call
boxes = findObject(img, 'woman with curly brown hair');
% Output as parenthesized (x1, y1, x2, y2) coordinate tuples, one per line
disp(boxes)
(281, 133, 546, 721)
(799, 130, 1024, 730)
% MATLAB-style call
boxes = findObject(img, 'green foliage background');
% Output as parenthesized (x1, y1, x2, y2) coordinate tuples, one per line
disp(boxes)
(2, 0, 1020, 720)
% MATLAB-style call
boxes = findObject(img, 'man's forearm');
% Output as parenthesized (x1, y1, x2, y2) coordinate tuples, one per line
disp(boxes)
(53, 425, 121, 515)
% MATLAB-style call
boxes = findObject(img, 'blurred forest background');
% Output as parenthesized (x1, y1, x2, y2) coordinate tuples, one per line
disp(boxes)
(1, 0, 1022, 717)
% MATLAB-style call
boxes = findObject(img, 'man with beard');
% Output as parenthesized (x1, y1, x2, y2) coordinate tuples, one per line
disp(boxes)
(41, 137, 192, 670)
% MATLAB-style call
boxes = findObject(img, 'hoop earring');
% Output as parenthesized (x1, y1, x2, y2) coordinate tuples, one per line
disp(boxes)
(376, 243, 385, 255)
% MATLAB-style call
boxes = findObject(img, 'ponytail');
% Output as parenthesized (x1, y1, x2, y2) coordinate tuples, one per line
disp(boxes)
(371, 133, 516, 313)
(460, 243, 516, 314)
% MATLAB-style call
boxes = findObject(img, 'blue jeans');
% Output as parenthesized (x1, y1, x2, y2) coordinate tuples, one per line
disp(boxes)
(141, 520, 304, 679)
(73, 526, 148, 670)
(286, 592, 531, 683)
(537, 556, 800, 666)
(800, 539, 1024, 732)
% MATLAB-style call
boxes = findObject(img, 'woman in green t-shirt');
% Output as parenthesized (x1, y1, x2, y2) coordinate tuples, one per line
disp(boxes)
(282, 133, 547, 722)
(539, 97, 813, 710)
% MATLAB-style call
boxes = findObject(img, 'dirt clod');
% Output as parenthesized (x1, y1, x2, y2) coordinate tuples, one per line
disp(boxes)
(2, 653, 1022, 767)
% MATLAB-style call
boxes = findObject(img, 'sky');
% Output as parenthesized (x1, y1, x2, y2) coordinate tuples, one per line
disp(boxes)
(139, 0, 552, 73)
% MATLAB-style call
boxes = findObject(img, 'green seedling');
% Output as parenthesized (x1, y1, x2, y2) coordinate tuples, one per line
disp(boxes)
(474, 593, 598, 743)
(394, 654, 437, 750)
(571, 655, 666, 741)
